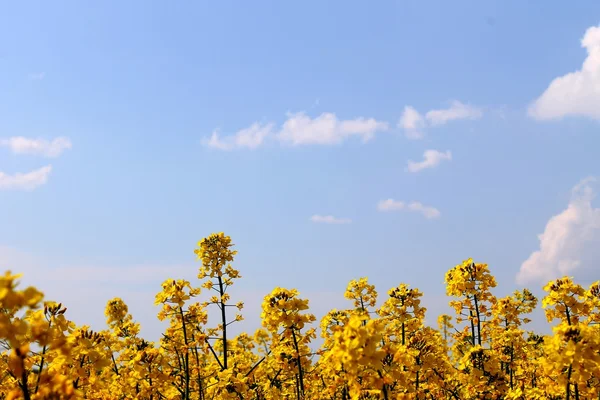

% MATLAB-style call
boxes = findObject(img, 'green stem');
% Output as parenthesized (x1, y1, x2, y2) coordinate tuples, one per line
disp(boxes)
(291, 327, 305, 397)
(179, 307, 190, 400)
(473, 293, 482, 346)
(34, 318, 53, 393)
(218, 275, 228, 370)
(566, 365, 572, 400)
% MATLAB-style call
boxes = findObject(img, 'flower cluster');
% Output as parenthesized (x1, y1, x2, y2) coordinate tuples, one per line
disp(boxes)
(1, 236, 599, 400)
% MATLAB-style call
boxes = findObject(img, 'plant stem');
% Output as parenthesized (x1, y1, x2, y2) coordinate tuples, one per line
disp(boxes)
(218, 275, 228, 370)
(179, 307, 190, 400)
(291, 327, 305, 397)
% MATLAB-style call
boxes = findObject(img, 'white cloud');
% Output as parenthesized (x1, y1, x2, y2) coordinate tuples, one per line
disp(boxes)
(203, 123, 274, 150)
(0, 165, 52, 191)
(398, 106, 425, 139)
(398, 101, 482, 139)
(406, 149, 452, 173)
(517, 177, 600, 285)
(377, 199, 406, 211)
(407, 202, 441, 219)
(425, 100, 483, 126)
(377, 199, 440, 219)
(203, 112, 389, 150)
(310, 215, 352, 224)
(278, 112, 389, 146)
(203, 131, 231, 150)
(0, 136, 72, 158)
(529, 25, 600, 121)
(29, 72, 46, 80)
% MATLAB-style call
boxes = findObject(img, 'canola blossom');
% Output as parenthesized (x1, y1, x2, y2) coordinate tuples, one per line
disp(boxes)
(0, 233, 599, 399)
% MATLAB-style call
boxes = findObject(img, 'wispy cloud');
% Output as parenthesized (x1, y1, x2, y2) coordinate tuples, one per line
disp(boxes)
(0, 136, 72, 158)
(398, 106, 425, 140)
(425, 100, 483, 126)
(528, 24, 600, 121)
(377, 199, 406, 211)
(406, 150, 452, 173)
(310, 215, 352, 224)
(377, 199, 441, 219)
(203, 123, 274, 150)
(516, 177, 600, 285)
(29, 72, 46, 80)
(278, 112, 389, 146)
(406, 202, 442, 219)
(0, 165, 52, 191)
(398, 100, 482, 139)
(203, 111, 389, 150)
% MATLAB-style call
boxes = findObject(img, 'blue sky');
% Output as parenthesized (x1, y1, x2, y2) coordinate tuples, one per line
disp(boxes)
(1, 1, 600, 339)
